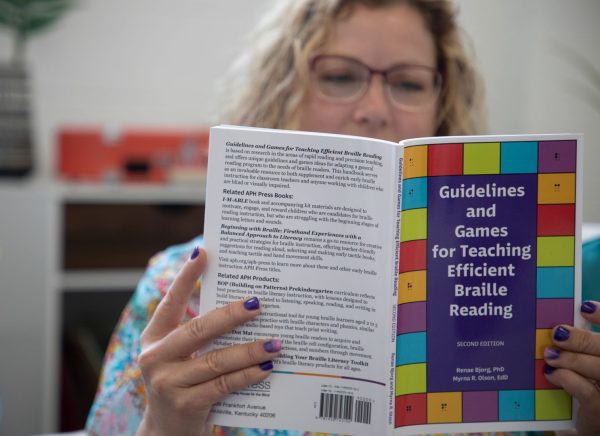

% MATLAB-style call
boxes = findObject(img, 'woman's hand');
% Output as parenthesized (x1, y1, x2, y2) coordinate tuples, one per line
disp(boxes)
(544, 300, 600, 436)
(136, 247, 282, 436)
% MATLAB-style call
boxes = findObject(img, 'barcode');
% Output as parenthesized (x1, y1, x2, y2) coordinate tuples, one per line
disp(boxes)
(354, 399, 372, 424)
(319, 393, 353, 421)
(318, 393, 372, 424)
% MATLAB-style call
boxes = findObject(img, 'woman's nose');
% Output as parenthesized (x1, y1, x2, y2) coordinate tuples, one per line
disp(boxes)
(353, 75, 393, 128)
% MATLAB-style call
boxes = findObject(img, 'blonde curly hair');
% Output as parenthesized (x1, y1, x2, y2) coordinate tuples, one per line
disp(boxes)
(220, 0, 486, 136)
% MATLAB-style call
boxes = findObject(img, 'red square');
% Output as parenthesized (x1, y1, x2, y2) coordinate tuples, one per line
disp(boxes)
(399, 240, 427, 273)
(535, 360, 558, 389)
(537, 204, 575, 236)
(395, 393, 427, 427)
(428, 143, 463, 176)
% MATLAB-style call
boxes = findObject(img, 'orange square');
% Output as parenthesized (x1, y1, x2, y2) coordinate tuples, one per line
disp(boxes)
(398, 270, 427, 304)
(427, 392, 462, 423)
(403, 145, 428, 179)
(538, 173, 575, 204)
(536, 329, 553, 359)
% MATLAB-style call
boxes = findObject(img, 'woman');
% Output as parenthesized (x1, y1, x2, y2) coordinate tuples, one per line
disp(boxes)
(86, 1, 599, 435)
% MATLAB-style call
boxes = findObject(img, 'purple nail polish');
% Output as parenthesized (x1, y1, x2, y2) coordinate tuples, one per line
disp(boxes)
(243, 297, 260, 311)
(264, 339, 282, 353)
(581, 301, 596, 314)
(259, 361, 273, 371)
(554, 326, 570, 342)
(544, 348, 560, 360)
(190, 246, 200, 260)
(544, 365, 555, 375)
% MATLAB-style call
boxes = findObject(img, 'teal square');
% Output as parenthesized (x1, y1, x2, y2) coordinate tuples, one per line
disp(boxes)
(499, 390, 534, 421)
(396, 332, 426, 365)
(501, 141, 538, 174)
(537, 267, 574, 298)
(401, 177, 427, 210)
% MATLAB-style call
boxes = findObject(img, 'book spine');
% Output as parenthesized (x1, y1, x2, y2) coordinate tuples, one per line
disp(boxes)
(388, 148, 403, 430)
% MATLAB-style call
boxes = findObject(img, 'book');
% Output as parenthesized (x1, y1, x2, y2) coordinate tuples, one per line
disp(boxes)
(199, 125, 583, 435)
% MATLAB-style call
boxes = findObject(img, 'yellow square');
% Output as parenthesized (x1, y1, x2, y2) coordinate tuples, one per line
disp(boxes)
(535, 389, 572, 420)
(398, 270, 427, 303)
(396, 363, 426, 395)
(537, 236, 575, 267)
(400, 208, 427, 242)
(536, 329, 553, 359)
(403, 145, 428, 179)
(427, 392, 462, 423)
(463, 142, 500, 175)
(538, 173, 575, 204)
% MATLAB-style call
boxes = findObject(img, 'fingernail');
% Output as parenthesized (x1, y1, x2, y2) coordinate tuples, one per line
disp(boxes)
(554, 326, 570, 342)
(264, 339, 282, 353)
(190, 246, 200, 260)
(259, 361, 273, 371)
(581, 301, 597, 314)
(243, 297, 260, 311)
(544, 347, 560, 360)
(544, 365, 555, 375)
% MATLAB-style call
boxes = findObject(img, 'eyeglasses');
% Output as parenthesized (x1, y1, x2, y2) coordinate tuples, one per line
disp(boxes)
(309, 55, 442, 111)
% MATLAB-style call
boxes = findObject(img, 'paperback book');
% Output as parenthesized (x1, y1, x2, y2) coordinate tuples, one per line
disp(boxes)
(200, 125, 583, 434)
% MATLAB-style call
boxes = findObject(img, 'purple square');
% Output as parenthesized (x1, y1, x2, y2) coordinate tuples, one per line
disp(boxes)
(397, 302, 426, 334)
(538, 140, 577, 173)
(463, 391, 498, 422)
(536, 299, 574, 328)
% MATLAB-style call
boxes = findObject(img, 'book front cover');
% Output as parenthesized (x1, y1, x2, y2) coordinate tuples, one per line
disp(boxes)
(395, 135, 580, 433)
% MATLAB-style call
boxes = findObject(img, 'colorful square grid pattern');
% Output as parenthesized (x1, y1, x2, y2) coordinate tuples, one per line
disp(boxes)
(395, 140, 576, 427)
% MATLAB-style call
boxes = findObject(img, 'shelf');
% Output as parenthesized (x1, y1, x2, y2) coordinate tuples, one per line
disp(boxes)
(61, 269, 145, 292)
(55, 181, 206, 204)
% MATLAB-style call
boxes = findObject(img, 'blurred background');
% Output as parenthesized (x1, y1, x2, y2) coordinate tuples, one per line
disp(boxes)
(0, 0, 598, 434)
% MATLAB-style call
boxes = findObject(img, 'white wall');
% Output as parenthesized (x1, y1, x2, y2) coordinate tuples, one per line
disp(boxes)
(0, 0, 598, 220)
(456, 0, 600, 222)
(23, 0, 273, 172)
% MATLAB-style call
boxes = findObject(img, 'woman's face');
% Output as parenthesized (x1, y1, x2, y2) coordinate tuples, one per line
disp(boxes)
(298, 4, 438, 142)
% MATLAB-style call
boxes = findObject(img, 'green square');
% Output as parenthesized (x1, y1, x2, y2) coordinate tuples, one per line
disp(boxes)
(396, 363, 426, 395)
(464, 142, 500, 174)
(535, 390, 572, 420)
(537, 237, 575, 267)
(400, 208, 427, 242)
